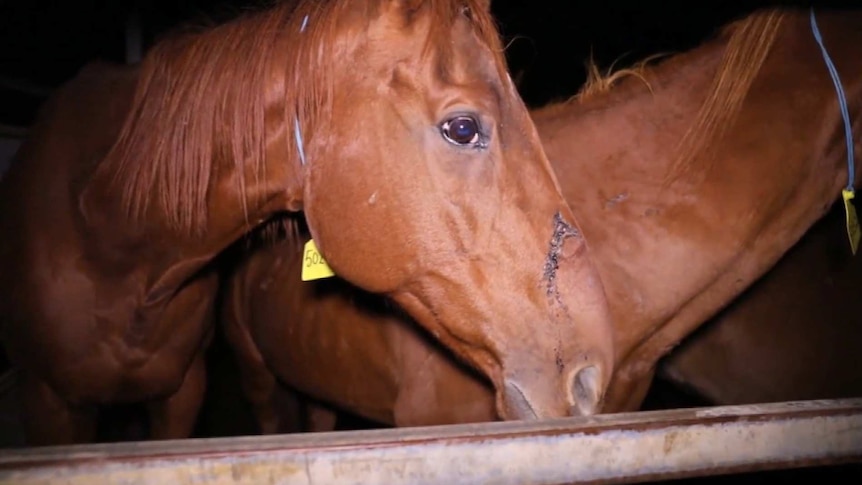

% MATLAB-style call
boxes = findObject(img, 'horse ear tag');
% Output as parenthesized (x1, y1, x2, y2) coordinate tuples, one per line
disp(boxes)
(302, 239, 336, 281)
(842, 189, 860, 255)
(295, 16, 334, 281)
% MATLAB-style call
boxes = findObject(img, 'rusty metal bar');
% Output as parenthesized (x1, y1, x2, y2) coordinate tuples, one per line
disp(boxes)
(1, 399, 860, 485)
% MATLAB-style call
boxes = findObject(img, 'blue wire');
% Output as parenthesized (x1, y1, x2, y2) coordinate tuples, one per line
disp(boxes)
(810, 8, 855, 191)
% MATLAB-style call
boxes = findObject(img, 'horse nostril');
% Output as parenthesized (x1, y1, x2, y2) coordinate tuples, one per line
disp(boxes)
(569, 365, 601, 416)
(501, 380, 539, 421)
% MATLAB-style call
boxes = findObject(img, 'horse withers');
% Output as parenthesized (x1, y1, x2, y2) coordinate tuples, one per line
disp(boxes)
(0, 0, 613, 445)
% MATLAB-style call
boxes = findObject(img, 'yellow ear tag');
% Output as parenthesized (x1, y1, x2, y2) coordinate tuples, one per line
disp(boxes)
(301, 239, 335, 281)
(842, 188, 860, 256)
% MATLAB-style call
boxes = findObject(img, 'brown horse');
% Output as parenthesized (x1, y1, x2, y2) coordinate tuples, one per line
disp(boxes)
(223, 218, 496, 430)
(222, 7, 862, 431)
(0, 0, 615, 445)
(660, 200, 862, 405)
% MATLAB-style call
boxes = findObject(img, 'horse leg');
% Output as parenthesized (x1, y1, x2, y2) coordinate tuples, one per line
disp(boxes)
(146, 351, 207, 440)
(303, 399, 338, 432)
(18, 371, 97, 445)
(223, 321, 294, 434)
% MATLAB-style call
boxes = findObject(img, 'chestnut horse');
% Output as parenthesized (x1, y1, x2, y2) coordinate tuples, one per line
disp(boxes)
(0, 0, 615, 445)
(223, 217, 496, 429)
(222, 7, 862, 431)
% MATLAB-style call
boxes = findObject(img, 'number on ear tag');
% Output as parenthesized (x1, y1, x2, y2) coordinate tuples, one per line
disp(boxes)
(842, 188, 860, 256)
(302, 239, 335, 281)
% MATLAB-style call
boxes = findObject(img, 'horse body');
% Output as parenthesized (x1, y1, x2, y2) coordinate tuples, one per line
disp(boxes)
(1, 0, 615, 445)
(0, 64, 215, 443)
(222, 7, 862, 430)
(223, 221, 495, 431)
(549, 9, 862, 410)
(660, 201, 862, 405)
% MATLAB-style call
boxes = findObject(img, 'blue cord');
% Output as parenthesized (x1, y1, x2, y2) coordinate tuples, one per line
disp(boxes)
(294, 115, 307, 166)
(810, 8, 855, 191)
(294, 14, 310, 166)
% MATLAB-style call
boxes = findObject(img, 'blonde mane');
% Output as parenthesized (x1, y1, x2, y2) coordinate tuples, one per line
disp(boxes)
(575, 52, 667, 102)
(669, 9, 786, 179)
(99, 0, 505, 237)
(556, 10, 786, 181)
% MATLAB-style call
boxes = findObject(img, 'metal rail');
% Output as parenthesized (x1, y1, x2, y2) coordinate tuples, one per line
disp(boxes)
(1, 398, 860, 485)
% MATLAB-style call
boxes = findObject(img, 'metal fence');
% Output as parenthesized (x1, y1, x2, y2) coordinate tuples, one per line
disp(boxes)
(1, 398, 860, 485)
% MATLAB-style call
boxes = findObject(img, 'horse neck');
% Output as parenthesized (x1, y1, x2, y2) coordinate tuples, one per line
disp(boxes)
(76, 4, 313, 290)
(536, 10, 862, 361)
(535, 49, 722, 354)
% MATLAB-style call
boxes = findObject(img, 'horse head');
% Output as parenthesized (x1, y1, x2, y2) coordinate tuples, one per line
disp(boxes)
(297, 0, 615, 418)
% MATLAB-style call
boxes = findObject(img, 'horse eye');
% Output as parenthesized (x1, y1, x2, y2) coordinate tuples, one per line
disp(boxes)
(440, 116, 482, 147)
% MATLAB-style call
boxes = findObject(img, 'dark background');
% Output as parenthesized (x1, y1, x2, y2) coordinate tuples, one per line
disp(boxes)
(1, 0, 853, 132)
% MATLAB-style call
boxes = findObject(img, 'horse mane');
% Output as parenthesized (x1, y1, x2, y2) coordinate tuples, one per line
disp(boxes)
(545, 9, 785, 181)
(99, 0, 504, 237)
(575, 52, 667, 102)
(668, 9, 786, 180)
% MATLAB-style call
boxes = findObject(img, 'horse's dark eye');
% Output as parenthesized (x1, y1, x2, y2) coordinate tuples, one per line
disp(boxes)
(441, 116, 481, 147)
